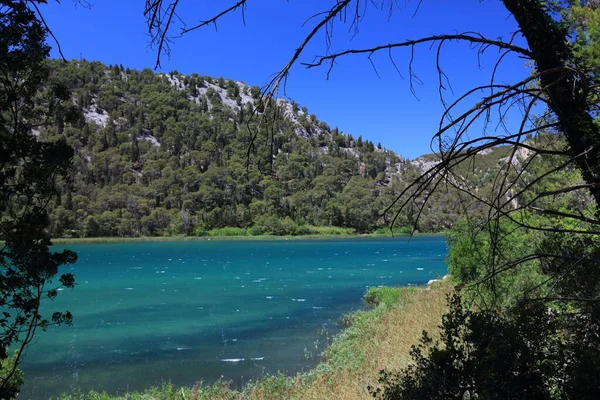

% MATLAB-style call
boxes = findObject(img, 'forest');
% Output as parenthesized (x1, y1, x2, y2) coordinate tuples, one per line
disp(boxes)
(40, 60, 487, 238)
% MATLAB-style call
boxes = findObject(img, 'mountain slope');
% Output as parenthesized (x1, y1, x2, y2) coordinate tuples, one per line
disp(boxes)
(42, 60, 415, 237)
(42, 60, 573, 237)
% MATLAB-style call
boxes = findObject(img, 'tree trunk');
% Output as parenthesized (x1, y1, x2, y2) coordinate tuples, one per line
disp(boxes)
(503, 0, 600, 207)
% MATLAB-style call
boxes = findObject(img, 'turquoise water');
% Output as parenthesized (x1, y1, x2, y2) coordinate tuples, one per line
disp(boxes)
(20, 237, 447, 399)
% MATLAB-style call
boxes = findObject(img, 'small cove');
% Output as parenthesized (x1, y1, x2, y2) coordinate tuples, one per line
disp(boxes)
(21, 237, 447, 399)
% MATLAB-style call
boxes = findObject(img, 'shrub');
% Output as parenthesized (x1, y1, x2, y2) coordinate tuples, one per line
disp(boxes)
(248, 224, 265, 236)
(370, 294, 562, 399)
(0, 351, 24, 399)
(193, 221, 208, 237)
(207, 227, 247, 237)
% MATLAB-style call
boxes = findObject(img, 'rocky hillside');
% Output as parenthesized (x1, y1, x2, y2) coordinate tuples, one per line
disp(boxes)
(41, 60, 566, 237)
(41, 60, 420, 237)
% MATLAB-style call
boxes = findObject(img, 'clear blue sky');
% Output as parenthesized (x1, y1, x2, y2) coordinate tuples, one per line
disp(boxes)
(40, 0, 530, 159)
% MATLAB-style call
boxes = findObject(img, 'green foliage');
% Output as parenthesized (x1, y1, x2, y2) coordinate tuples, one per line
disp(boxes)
(193, 220, 209, 236)
(250, 215, 297, 236)
(364, 286, 416, 307)
(387, 139, 600, 398)
(241, 374, 299, 399)
(36, 60, 420, 238)
(55, 380, 234, 400)
(0, 1, 77, 396)
(293, 225, 355, 236)
(46, 57, 587, 243)
(371, 294, 562, 399)
(39, 59, 531, 239)
(207, 227, 247, 237)
(0, 351, 24, 400)
(377, 46, 600, 396)
(446, 217, 546, 307)
(569, 2, 600, 76)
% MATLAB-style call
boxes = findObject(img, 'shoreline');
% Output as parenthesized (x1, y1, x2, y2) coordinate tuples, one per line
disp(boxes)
(54, 282, 451, 400)
(51, 232, 446, 245)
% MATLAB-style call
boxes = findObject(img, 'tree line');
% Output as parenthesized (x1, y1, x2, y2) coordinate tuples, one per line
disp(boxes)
(41, 60, 486, 237)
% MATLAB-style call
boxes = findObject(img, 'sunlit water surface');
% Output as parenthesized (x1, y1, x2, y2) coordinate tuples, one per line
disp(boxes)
(21, 237, 447, 399)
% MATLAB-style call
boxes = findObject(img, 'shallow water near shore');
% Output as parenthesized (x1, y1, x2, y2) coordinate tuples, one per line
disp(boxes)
(20, 237, 447, 399)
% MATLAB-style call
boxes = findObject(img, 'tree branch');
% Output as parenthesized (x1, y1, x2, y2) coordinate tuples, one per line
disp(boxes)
(302, 33, 533, 70)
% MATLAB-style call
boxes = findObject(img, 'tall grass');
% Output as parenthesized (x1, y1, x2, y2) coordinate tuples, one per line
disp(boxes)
(54, 283, 450, 400)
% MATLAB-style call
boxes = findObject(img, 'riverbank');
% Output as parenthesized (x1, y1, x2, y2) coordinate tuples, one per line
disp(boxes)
(54, 282, 451, 400)
(51, 231, 446, 244)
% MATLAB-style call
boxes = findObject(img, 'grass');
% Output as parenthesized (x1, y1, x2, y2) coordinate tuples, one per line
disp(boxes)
(50, 234, 359, 244)
(363, 286, 411, 306)
(51, 229, 444, 244)
(53, 282, 451, 400)
(371, 227, 414, 236)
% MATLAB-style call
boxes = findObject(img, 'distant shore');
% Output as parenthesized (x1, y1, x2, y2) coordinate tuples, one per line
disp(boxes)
(51, 232, 446, 244)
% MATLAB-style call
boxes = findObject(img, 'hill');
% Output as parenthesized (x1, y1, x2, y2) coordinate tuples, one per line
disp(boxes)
(40, 60, 550, 238)
(39, 60, 414, 237)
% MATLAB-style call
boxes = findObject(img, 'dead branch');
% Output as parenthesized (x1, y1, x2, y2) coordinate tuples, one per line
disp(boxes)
(302, 33, 533, 71)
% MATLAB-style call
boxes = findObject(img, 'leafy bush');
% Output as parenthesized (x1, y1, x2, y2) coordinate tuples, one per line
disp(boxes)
(298, 225, 355, 236)
(446, 217, 546, 308)
(193, 221, 209, 237)
(293, 224, 313, 235)
(247, 224, 266, 236)
(0, 351, 24, 399)
(248, 216, 297, 236)
(370, 294, 562, 399)
(207, 227, 247, 237)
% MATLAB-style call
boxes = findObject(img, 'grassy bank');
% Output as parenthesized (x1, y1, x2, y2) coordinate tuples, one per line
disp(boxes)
(55, 283, 451, 400)
(51, 234, 361, 244)
(51, 230, 445, 244)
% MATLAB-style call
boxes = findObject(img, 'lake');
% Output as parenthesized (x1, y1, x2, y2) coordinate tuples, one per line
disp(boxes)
(20, 237, 447, 399)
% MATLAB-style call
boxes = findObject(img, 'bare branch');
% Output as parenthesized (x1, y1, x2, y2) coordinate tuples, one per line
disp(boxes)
(155, 0, 179, 69)
(180, 0, 248, 34)
(29, 1, 66, 61)
(302, 33, 533, 69)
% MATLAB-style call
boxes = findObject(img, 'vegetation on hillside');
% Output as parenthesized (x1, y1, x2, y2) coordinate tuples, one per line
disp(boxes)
(41, 59, 580, 239)
(40, 60, 414, 237)
(39, 59, 525, 238)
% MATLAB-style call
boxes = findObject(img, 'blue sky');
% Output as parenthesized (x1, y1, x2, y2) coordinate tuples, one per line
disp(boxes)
(40, 0, 531, 159)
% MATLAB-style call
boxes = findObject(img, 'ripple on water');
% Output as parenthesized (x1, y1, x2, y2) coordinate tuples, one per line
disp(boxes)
(25, 236, 448, 399)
